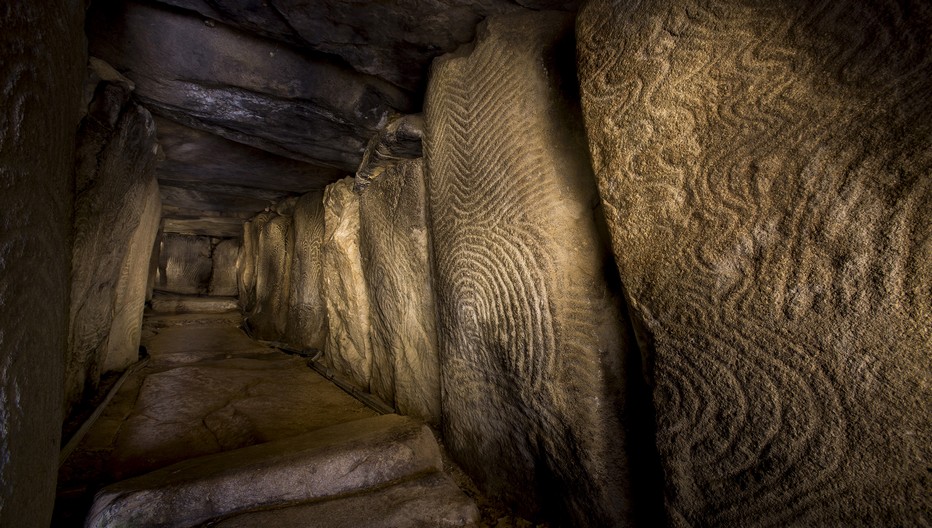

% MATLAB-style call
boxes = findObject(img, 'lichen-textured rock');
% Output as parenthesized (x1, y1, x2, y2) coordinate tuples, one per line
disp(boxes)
(577, 0, 932, 525)
(68, 75, 161, 414)
(87, 0, 413, 171)
(0, 3, 84, 525)
(359, 158, 440, 424)
(156, 234, 213, 295)
(285, 191, 328, 350)
(322, 178, 372, 389)
(209, 239, 240, 297)
(424, 13, 633, 525)
(249, 215, 293, 340)
(104, 178, 162, 373)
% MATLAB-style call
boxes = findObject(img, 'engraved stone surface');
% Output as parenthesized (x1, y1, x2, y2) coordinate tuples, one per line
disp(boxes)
(156, 234, 213, 296)
(0, 3, 84, 524)
(359, 158, 440, 424)
(424, 12, 634, 525)
(249, 214, 293, 341)
(68, 78, 161, 414)
(209, 238, 240, 297)
(285, 191, 328, 350)
(237, 212, 275, 314)
(104, 177, 162, 373)
(321, 178, 372, 389)
(577, 0, 932, 525)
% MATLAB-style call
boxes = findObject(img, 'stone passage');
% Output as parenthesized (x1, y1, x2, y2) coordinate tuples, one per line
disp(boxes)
(360, 157, 441, 425)
(425, 11, 635, 526)
(577, 0, 932, 525)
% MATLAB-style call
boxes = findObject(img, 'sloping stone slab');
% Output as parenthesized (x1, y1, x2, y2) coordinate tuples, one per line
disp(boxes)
(86, 414, 442, 528)
(212, 472, 479, 528)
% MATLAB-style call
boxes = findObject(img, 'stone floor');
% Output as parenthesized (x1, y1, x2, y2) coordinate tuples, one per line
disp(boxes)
(54, 312, 540, 527)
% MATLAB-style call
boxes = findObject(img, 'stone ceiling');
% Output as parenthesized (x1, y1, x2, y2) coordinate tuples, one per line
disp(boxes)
(86, 0, 578, 238)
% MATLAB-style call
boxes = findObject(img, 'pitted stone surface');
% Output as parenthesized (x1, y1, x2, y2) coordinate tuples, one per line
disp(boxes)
(577, 0, 932, 525)
(360, 158, 440, 424)
(424, 12, 634, 525)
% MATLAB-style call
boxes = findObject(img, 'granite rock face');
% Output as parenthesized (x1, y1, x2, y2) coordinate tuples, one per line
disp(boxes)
(424, 12, 634, 525)
(87, 0, 413, 171)
(156, 234, 213, 295)
(68, 73, 161, 414)
(360, 158, 440, 424)
(0, 3, 84, 525)
(249, 215, 293, 340)
(209, 239, 240, 297)
(285, 191, 328, 350)
(577, 0, 932, 525)
(322, 178, 373, 389)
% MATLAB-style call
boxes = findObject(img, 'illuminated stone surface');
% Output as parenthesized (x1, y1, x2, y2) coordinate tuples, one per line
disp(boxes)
(285, 191, 328, 350)
(360, 158, 440, 425)
(578, 0, 932, 524)
(0, 3, 84, 525)
(68, 72, 161, 414)
(321, 178, 373, 389)
(209, 238, 240, 297)
(424, 12, 635, 525)
(249, 214, 293, 340)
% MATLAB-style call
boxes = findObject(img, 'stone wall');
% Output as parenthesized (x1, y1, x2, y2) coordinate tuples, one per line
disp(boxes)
(359, 158, 440, 425)
(577, 0, 932, 525)
(285, 192, 327, 350)
(67, 68, 161, 414)
(156, 234, 240, 297)
(249, 215, 293, 340)
(424, 12, 634, 525)
(321, 178, 372, 388)
(0, 3, 85, 526)
(209, 238, 240, 296)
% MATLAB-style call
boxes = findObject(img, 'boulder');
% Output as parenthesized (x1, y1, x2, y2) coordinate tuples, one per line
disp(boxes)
(577, 0, 932, 525)
(321, 178, 372, 390)
(359, 158, 440, 424)
(424, 12, 635, 525)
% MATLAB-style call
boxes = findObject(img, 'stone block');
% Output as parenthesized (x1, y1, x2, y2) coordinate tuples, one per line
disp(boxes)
(577, 0, 932, 524)
(209, 238, 240, 296)
(156, 233, 212, 295)
(249, 214, 293, 340)
(285, 191, 328, 350)
(424, 12, 634, 525)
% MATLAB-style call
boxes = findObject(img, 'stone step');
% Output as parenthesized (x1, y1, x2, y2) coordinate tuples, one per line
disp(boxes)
(86, 414, 447, 528)
(150, 293, 239, 314)
(210, 472, 479, 528)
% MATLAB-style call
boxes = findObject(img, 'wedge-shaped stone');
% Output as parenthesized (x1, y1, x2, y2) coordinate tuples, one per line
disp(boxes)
(212, 472, 479, 528)
(86, 414, 442, 528)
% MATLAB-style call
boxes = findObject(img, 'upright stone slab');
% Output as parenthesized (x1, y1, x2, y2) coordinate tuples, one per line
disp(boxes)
(68, 76, 160, 412)
(156, 234, 213, 295)
(250, 214, 293, 341)
(322, 178, 372, 390)
(359, 158, 440, 424)
(104, 177, 162, 373)
(286, 191, 328, 350)
(424, 12, 633, 525)
(0, 4, 84, 525)
(577, 0, 932, 525)
(209, 238, 240, 296)
(237, 212, 274, 313)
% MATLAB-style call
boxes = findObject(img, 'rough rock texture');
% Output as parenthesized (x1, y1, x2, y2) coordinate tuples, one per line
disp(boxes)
(322, 178, 372, 389)
(86, 415, 443, 528)
(249, 215, 293, 340)
(285, 191, 328, 350)
(88, 0, 413, 171)
(360, 158, 440, 424)
(356, 114, 425, 189)
(156, 234, 213, 295)
(68, 73, 161, 414)
(424, 13, 633, 525)
(0, 3, 84, 525)
(210, 238, 240, 296)
(237, 212, 274, 313)
(103, 178, 162, 373)
(152, 0, 579, 94)
(577, 0, 932, 525)
(213, 472, 479, 528)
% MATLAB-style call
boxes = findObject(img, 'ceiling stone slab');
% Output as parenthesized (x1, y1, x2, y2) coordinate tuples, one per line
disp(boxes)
(151, 0, 579, 94)
(160, 184, 286, 215)
(88, 0, 414, 170)
(162, 217, 246, 238)
(154, 117, 345, 193)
